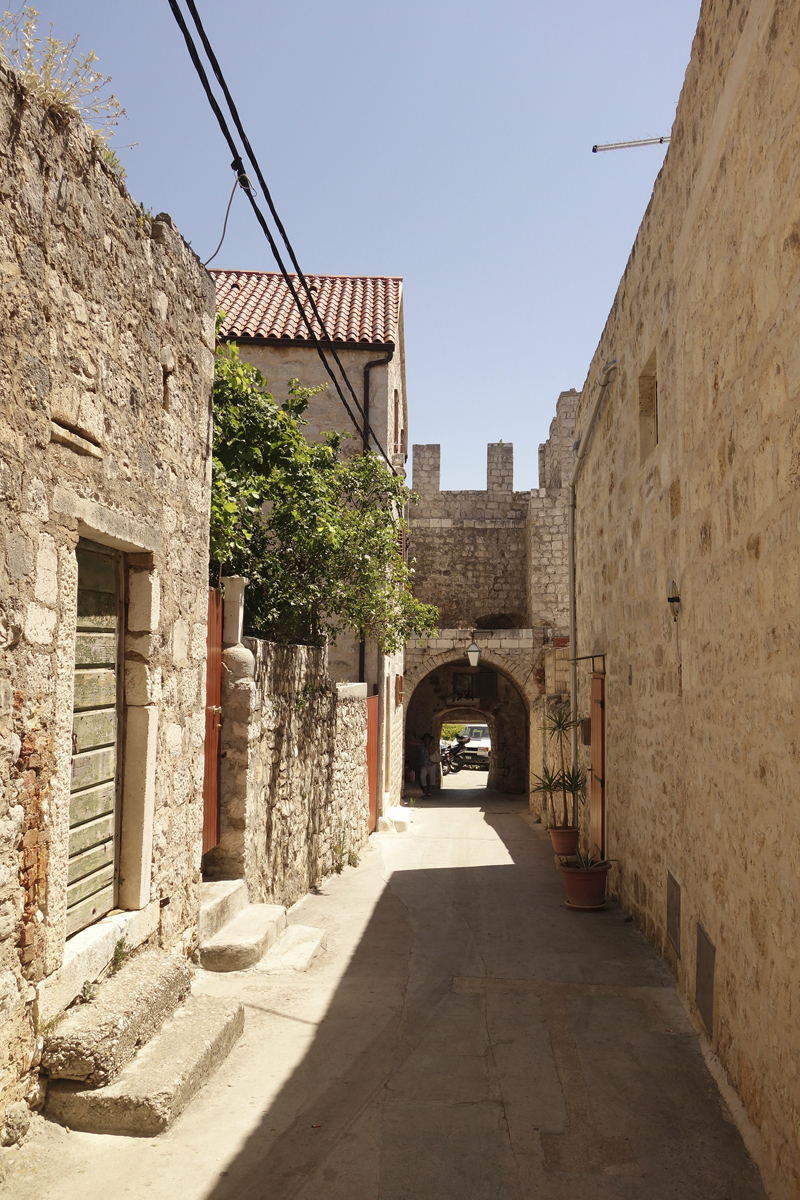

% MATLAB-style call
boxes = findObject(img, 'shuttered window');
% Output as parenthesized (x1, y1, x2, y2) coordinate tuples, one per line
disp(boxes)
(67, 540, 121, 936)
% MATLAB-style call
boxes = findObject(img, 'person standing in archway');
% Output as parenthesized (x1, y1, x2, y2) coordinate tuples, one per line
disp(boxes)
(420, 732, 440, 796)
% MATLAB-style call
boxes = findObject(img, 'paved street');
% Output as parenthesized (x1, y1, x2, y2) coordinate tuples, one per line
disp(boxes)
(7, 783, 766, 1199)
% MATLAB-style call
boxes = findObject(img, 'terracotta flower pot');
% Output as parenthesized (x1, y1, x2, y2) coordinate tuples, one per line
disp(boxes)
(558, 861, 612, 910)
(549, 826, 579, 856)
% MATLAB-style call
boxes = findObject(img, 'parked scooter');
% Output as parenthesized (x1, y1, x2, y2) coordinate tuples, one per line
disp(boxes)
(441, 733, 470, 775)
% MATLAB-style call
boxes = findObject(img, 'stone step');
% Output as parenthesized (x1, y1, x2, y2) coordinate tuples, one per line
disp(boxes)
(196, 903, 287, 971)
(42, 950, 192, 1086)
(198, 880, 249, 943)
(256, 925, 327, 974)
(46, 994, 244, 1137)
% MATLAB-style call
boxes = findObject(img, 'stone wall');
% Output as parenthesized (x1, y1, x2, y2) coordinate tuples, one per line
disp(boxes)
(404, 631, 542, 794)
(570, 0, 800, 1190)
(409, 443, 530, 627)
(0, 67, 215, 1125)
(528, 390, 578, 635)
(206, 639, 369, 906)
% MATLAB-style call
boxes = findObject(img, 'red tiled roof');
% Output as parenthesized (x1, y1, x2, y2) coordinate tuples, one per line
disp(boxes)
(211, 270, 402, 346)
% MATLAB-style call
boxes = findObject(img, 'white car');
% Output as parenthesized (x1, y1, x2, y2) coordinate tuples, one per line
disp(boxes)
(458, 724, 491, 769)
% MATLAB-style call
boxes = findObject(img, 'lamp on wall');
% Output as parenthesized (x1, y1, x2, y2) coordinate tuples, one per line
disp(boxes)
(667, 580, 681, 622)
(466, 635, 481, 668)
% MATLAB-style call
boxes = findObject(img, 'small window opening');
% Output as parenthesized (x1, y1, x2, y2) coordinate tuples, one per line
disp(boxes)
(393, 390, 400, 454)
(639, 348, 658, 464)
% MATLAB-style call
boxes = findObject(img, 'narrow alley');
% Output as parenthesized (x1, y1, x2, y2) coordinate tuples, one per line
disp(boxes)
(8, 778, 765, 1199)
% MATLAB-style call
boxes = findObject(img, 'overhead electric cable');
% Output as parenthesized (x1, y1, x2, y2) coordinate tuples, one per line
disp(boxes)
(182, 0, 387, 453)
(166, 0, 368, 450)
(166, 0, 395, 470)
(203, 172, 254, 267)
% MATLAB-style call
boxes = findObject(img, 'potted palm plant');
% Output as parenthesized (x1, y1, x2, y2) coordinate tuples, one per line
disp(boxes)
(530, 764, 560, 829)
(558, 845, 612, 910)
(544, 705, 582, 855)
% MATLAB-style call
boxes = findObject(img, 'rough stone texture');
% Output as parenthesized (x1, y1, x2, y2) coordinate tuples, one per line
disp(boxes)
(45, 994, 244, 1136)
(0, 66, 214, 1118)
(205, 639, 370, 905)
(41, 950, 192, 1086)
(409, 443, 530, 629)
(570, 1, 800, 1192)
(36, 901, 160, 1025)
(0, 1098, 30, 1146)
(410, 394, 577, 635)
(404, 405, 577, 798)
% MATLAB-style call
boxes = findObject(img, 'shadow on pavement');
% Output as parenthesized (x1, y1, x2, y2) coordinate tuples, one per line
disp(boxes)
(203, 800, 766, 1200)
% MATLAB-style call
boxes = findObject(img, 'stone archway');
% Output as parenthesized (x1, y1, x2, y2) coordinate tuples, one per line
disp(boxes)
(404, 656, 530, 792)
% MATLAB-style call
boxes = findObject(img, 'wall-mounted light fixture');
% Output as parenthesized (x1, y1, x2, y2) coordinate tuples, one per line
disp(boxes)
(667, 580, 681, 622)
(466, 634, 481, 668)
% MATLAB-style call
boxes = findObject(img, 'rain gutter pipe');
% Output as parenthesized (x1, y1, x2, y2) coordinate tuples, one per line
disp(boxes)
(359, 346, 395, 683)
(568, 359, 617, 771)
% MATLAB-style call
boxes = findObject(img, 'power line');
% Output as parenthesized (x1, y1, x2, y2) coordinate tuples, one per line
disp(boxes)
(166, 0, 395, 470)
(182, 1, 388, 460)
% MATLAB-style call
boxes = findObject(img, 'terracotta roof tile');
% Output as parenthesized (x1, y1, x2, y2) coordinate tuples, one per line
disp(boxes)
(211, 270, 402, 346)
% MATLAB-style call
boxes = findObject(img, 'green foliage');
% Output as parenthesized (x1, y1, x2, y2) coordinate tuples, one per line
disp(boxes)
(111, 938, 129, 972)
(333, 823, 346, 874)
(530, 764, 561, 825)
(211, 337, 439, 651)
(440, 723, 465, 741)
(347, 847, 359, 868)
(0, 6, 126, 176)
(546, 704, 581, 827)
(560, 845, 607, 869)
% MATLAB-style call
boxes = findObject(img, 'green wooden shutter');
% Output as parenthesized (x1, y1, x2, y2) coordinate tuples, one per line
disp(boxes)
(67, 540, 121, 936)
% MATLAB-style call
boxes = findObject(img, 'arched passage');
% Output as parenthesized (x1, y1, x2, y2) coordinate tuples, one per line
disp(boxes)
(404, 657, 529, 792)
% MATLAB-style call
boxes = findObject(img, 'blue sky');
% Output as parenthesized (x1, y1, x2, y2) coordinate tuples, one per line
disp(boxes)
(30, 0, 700, 489)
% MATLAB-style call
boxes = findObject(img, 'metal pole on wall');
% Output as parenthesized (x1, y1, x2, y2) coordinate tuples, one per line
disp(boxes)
(568, 360, 617, 771)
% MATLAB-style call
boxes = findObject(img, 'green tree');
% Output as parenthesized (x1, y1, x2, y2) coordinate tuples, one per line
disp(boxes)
(211, 338, 439, 652)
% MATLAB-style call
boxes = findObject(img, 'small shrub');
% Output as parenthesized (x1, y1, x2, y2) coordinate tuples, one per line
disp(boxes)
(111, 938, 129, 972)
(347, 847, 359, 868)
(0, 6, 126, 175)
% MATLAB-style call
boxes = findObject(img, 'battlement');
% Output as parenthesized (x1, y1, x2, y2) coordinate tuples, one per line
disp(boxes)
(537, 389, 579, 490)
(412, 442, 519, 497)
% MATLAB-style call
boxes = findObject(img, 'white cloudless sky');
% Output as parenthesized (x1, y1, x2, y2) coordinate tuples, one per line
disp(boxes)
(29, 0, 701, 490)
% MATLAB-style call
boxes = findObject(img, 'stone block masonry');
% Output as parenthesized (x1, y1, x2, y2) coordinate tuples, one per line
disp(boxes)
(206, 639, 370, 907)
(409, 443, 531, 629)
(410, 391, 577, 634)
(0, 63, 215, 1132)
(570, 1, 800, 1192)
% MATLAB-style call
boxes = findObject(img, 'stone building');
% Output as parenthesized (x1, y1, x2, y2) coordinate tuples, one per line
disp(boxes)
(211, 270, 407, 810)
(0, 68, 216, 1125)
(568, 0, 800, 1191)
(405, 390, 577, 793)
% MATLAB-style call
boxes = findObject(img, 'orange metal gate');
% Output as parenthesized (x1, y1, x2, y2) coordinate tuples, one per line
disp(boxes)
(202, 588, 223, 855)
(366, 694, 379, 833)
(590, 673, 606, 856)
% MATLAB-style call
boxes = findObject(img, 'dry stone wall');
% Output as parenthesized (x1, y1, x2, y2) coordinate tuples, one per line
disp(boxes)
(571, 0, 800, 1190)
(0, 67, 214, 1126)
(207, 639, 369, 906)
